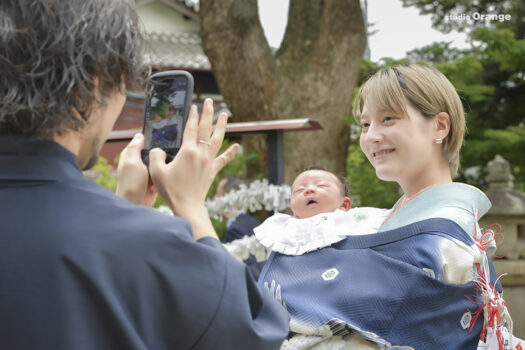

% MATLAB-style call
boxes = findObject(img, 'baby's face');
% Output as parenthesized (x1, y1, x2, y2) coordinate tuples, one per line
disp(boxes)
(290, 170, 346, 219)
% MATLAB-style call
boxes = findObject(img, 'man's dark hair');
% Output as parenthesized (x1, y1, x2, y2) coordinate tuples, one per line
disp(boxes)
(301, 166, 349, 197)
(221, 175, 249, 194)
(0, 0, 145, 139)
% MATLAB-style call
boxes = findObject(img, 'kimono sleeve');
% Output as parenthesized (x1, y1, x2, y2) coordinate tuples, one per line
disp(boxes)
(75, 213, 289, 350)
(191, 237, 289, 349)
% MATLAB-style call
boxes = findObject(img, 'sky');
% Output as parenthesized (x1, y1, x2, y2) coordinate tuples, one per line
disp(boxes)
(258, 0, 470, 62)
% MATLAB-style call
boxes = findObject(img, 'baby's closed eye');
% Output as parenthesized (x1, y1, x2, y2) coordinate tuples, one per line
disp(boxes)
(293, 187, 304, 194)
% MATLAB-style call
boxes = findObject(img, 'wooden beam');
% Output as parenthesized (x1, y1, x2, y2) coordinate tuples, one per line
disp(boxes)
(106, 118, 323, 143)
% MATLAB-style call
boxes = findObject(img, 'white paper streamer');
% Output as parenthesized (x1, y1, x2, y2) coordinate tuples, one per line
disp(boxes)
(205, 179, 291, 220)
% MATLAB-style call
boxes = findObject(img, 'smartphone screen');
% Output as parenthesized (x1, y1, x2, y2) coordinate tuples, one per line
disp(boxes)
(142, 71, 193, 164)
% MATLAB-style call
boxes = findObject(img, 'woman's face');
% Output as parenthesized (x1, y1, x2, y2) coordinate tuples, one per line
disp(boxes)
(359, 101, 440, 195)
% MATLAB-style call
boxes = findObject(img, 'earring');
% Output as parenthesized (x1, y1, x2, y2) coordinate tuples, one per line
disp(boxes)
(435, 137, 443, 144)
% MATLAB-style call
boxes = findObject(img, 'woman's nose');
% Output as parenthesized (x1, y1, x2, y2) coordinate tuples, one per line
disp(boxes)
(364, 123, 382, 143)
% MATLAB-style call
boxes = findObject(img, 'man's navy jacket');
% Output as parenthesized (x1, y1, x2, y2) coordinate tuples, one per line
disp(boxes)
(0, 136, 289, 350)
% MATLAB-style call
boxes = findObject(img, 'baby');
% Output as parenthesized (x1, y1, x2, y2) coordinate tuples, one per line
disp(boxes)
(255, 167, 391, 256)
(254, 167, 391, 348)
(290, 166, 352, 219)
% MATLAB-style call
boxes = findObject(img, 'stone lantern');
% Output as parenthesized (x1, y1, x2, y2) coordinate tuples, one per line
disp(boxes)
(481, 155, 525, 260)
(479, 155, 525, 338)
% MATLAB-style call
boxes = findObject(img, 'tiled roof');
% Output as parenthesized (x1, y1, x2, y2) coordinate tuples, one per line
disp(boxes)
(143, 32, 211, 70)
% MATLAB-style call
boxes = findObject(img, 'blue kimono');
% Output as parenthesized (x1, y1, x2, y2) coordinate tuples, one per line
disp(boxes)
(0, 136, 289, 350)
(259, 184, 503, 350)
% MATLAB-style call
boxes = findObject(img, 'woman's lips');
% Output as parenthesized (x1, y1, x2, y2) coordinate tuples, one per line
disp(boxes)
(373, 148, 395, 158)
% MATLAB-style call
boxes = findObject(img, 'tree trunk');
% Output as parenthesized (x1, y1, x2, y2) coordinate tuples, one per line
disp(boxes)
(200, 0, 366, 183)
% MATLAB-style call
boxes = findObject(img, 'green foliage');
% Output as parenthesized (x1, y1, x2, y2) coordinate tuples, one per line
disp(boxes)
(407, 42, 495, 106)
(91, 156, 118, 192)
(458, 126, 525, 191)
(473, 27, 525, 72)
(435, 55, 495, 104)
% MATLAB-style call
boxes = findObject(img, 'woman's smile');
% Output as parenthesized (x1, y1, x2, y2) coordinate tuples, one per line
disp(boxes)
(373, 148, 395, 160)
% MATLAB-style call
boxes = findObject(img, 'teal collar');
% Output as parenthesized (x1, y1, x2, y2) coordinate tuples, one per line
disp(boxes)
(379, 183, 491, 238)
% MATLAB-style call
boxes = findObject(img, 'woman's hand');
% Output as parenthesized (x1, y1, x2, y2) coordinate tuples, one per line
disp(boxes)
(116, 133, 158, 207)
(149, 98, 239, 239)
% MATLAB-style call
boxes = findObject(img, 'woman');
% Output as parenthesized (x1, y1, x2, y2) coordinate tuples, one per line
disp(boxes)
(258, 64, 518, 349)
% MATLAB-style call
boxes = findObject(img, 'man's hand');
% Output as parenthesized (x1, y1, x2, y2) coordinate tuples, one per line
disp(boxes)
(149, 98, 239, 239)
(116, 133, 158, 207)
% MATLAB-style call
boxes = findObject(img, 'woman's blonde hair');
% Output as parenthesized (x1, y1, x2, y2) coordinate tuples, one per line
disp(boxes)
(353, 64, 465, 176)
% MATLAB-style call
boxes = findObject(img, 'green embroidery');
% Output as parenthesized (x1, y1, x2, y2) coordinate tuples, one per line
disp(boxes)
(354, 212, 367, 222)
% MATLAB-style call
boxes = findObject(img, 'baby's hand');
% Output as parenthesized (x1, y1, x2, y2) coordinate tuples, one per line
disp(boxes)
(263, 280, 287, 311)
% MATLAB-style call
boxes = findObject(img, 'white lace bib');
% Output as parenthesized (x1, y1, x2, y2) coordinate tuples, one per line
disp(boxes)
(254, 208, 391, 255)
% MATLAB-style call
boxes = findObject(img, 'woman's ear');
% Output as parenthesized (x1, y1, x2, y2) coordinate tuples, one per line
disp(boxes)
(340, 197, 352, 211)
(435, 112, 451, 140)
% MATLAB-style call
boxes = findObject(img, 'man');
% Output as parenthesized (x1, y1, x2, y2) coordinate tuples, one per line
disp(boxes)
(0, 1, 288, 349)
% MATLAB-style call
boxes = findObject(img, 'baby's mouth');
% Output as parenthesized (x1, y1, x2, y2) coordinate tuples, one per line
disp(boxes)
(307, 199, 317, 206)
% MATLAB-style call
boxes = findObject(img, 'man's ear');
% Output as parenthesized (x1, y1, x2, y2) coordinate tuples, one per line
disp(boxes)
(340, 197, 352, 211)
(434, 112, 451, 140)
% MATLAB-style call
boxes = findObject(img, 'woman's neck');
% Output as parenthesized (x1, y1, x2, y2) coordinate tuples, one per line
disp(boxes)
(402, 179, 452, 199)
(400, 162, 452, 198)
(389, 181, 448, 219)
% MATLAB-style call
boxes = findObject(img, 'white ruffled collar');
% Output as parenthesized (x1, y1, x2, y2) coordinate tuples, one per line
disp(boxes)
(254, 208, 391, 255)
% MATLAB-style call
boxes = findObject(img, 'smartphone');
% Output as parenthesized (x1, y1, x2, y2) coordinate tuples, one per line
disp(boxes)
(141, 70, 194, 165)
